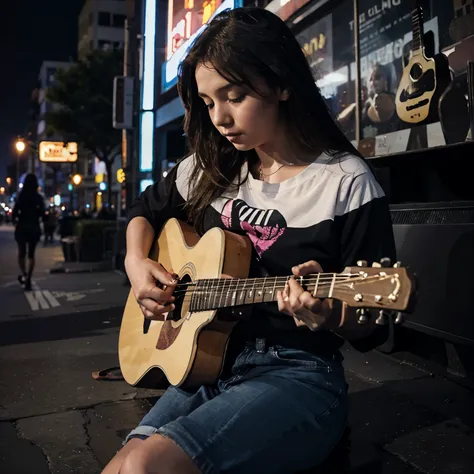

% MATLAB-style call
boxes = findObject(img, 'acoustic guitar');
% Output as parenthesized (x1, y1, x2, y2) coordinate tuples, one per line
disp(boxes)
(395, 3, 450, 124)
(119, 219, 416, 389)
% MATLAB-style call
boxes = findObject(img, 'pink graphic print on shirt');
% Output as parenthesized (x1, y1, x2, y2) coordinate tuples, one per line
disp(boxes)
(220, 199, 286, 257)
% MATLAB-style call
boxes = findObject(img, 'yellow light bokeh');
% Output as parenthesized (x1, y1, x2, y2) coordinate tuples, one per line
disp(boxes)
(72, 174, 82, 186)
(15, 140, 26, 153)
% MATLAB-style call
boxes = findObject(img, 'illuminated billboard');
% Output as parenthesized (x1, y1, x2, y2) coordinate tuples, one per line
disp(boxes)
(39, 141, 78, 163)
(162, 0, 243, 92)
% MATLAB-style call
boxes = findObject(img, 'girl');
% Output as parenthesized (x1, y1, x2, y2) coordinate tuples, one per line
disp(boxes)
(12, 173, 45, 291)
(103, 7, 395, 474)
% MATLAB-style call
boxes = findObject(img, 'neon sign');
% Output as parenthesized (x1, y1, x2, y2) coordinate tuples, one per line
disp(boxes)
(162, 0, 242, 92)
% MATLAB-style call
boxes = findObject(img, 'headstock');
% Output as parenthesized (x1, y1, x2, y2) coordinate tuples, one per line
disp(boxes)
(333, 258, 417, 326)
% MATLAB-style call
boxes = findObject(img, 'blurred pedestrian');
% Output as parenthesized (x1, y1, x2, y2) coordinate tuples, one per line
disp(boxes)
(43, 207, 58, 245)
(12, 174, 45, 291)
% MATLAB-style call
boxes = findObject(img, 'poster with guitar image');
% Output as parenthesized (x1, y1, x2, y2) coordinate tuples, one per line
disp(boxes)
(295, 0, 473, 154)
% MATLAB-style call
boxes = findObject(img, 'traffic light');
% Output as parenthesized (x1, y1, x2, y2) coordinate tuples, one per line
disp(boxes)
(113, 77, 134, 129)
(116, 168, 126, 184)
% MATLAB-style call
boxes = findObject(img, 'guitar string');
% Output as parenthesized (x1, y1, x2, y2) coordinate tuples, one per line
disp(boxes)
(171, 273, 356, 288)
(172, 274, 394, 298)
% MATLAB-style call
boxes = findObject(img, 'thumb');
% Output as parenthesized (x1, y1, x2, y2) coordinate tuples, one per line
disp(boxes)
(149, 260, 178, 286)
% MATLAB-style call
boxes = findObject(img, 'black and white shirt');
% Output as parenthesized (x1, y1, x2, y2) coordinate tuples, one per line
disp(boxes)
(128, 152, 396, 353)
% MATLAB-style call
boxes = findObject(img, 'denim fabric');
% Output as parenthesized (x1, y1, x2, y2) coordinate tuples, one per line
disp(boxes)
(125, 342, 348, 474)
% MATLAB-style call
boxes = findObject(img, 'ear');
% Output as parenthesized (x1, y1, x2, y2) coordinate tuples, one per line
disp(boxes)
(279, 88, 290, 101)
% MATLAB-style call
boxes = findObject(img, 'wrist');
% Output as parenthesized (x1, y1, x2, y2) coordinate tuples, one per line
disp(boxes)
(125, 253, 147, 269)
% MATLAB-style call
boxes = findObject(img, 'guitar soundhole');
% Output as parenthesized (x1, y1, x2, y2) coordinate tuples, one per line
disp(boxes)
(409, 63, 423, 81)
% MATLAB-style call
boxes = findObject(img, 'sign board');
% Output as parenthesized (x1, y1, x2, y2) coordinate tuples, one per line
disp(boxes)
(265, 0, 312, 22)
(39, 141, 78, 163)
(162, 0, 242, 92)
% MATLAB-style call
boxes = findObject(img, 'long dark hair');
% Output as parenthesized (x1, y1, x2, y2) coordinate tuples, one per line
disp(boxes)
(18, 174, 39, 202)
(178, 7, 362, 228)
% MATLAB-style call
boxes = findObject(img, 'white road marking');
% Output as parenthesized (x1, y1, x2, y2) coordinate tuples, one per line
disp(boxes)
(24, 286, 61, 311)
(25, 291, 51, 311)
(51, 289, 105, 302)
(42, 290, 61, 308)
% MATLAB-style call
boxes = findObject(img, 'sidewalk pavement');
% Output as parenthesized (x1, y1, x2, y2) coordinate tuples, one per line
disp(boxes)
(0, 225, 473, 473)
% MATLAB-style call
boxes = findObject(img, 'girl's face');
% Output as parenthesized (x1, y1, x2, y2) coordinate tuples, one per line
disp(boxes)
(195, 63, 287, 152)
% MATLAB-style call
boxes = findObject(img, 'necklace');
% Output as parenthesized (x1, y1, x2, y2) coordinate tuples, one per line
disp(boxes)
(258, 164, 286, 181)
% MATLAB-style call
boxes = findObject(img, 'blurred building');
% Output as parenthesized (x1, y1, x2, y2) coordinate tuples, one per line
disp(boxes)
(78, 0, 127, 60)
(36, 60, 76, 203)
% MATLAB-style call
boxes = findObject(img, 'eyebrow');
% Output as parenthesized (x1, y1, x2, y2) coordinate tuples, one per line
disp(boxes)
(197, 83, 238, 98)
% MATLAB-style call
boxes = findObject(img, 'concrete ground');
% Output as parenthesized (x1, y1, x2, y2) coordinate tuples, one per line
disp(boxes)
(0, 224, 473, 473)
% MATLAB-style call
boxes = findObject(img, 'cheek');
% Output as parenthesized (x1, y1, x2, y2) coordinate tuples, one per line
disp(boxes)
(239, 101, 280, 134)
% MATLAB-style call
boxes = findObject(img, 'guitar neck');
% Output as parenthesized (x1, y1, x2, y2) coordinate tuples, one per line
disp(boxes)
(411, 5, 424, 53)
(189, 273, 343, 312)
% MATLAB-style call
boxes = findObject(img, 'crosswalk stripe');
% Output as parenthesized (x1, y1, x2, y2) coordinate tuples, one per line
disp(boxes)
(42, 290, 60, 308)
(25, 291, 50, 311)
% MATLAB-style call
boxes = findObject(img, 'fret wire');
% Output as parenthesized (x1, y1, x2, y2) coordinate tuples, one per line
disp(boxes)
(224, 278, 230, 308)
(202, 278, 207, 310)
(312, 273, 320, 298)
(196, 280, 201, 311)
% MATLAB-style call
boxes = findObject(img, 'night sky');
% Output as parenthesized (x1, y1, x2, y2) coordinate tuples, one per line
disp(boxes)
(0, 0, 84, 184)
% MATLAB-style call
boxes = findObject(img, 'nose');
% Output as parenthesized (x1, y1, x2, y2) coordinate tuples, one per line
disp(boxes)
(211, 103, 233, 129)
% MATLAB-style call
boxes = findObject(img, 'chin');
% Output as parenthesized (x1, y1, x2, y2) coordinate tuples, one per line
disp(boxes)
(231, 142, 254, 151)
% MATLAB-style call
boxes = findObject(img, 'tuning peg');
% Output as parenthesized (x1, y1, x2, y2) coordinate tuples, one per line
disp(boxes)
(357, 260, 368, 267)
(372, 262, 382, 268)
(380, 258, 391, 267)
(394, 312, 404, 324)
(375, 310, 388, 325)
(357, 308, 369, 325)
(393, 261, 402, 268)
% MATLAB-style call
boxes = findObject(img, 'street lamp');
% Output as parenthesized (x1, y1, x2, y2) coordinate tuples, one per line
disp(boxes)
(15, 140, 26, 153)
(15, 138, 26, 195)
(72, 174, 82, 186)
(6, 177, 12, 186)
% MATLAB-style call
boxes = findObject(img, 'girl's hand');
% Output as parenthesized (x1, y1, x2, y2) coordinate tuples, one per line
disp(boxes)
(125, 255, 178, 320)
(276, 260, 335, 331)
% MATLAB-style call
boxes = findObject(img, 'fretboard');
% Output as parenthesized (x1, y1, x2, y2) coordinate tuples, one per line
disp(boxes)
(411, 7, 424, 52)
(189, 274, 342, 312)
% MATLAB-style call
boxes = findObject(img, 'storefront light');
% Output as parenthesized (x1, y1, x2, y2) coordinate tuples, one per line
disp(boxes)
(140, 179, 154, 193)
(139, 111, 154, 172)
(142, 0, 157, 111)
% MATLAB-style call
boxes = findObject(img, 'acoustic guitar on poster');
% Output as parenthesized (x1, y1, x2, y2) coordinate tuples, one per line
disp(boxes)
(396, 2, 450, 124)
(119, 219, 416, 390)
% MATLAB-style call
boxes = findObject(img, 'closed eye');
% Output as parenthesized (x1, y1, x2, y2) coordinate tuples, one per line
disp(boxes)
(228, 94, 246, 104)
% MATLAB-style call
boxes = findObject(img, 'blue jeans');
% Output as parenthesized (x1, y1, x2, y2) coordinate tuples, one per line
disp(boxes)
(125, 340, 348, 474)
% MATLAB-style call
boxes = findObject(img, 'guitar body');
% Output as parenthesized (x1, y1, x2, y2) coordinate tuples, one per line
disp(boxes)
(119, 218, 252, 389)
(396, 51, 437, 123)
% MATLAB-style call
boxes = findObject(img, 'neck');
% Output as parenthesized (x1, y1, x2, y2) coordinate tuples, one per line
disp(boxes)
(255, 123, 310, 169)
(189, 273, 345, 312)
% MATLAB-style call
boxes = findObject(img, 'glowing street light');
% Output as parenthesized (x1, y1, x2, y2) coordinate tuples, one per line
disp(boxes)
(15, 140, 26, 153)
(6, 177, 12, 185)
(72, 174, 82, 186)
